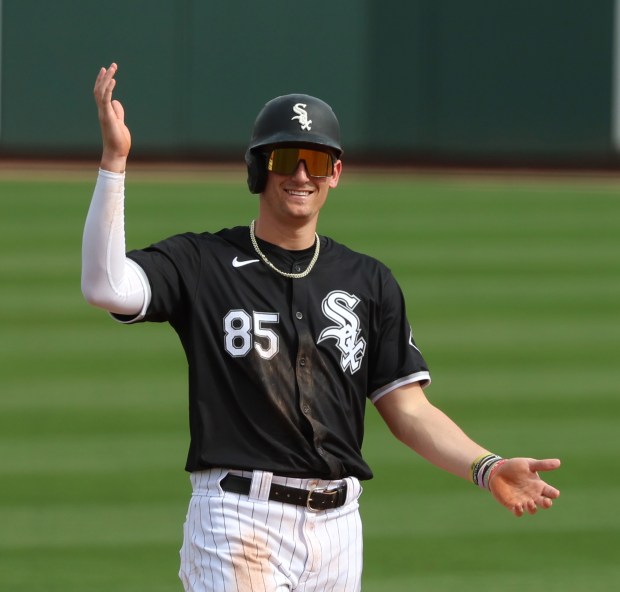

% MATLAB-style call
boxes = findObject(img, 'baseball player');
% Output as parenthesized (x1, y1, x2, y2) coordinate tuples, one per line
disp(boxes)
(82, 63, 561, 592)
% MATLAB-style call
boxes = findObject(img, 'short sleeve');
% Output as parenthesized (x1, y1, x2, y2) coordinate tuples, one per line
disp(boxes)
(367, 271, 430, 403)
(123, 233, 201, 324)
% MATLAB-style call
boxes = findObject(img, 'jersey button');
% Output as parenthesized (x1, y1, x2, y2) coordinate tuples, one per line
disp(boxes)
(296, 311, 303, 320)
(299, 358, 306, 367)
(294, 264, 302, 273)
(302, 404, 310, 414)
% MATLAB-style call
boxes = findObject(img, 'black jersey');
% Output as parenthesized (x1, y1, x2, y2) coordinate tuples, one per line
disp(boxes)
(122, 226, 430, 480)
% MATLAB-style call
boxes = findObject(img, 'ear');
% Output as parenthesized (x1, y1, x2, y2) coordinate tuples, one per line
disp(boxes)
(246, 151, 268, 194)
(328, 159, 343, 189)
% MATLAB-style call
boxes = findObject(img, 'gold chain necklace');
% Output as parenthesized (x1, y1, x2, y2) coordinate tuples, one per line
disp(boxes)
(249, 220, 320, 279)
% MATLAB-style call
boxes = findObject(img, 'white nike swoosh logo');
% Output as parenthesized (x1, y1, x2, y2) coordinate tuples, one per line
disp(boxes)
(232, 256, 260, 268)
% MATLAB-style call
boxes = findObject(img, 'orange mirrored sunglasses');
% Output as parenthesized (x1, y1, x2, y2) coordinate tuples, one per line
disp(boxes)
(267, 148, 335, 177)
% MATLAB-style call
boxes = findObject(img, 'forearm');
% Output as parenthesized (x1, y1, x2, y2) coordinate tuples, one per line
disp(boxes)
(375, 385, 490, 481)
(404, 403, 489, 480)
(81, 169, 150, 315)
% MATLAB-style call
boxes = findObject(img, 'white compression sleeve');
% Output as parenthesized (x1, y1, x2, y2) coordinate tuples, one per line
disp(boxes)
(81, 169, 151, 318)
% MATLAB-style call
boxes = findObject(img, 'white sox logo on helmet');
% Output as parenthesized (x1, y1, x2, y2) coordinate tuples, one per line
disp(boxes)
(291, 103, 312, 130)
(318, 290, 366, 374)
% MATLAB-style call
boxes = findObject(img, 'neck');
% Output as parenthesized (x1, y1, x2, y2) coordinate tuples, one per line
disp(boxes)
(253, 215, 318, 250)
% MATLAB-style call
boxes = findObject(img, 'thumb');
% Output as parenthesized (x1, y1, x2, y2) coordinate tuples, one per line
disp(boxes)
(111, 99, 125, 122)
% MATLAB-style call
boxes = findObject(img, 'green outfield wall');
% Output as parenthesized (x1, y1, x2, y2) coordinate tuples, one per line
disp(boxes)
(0, 0, 616, 165)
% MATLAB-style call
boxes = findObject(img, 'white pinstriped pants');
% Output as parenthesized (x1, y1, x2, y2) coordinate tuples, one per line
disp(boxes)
(179, 468, 364, 591)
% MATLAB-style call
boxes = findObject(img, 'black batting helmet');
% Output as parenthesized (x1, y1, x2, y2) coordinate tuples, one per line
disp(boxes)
(245, 93, 342, 194)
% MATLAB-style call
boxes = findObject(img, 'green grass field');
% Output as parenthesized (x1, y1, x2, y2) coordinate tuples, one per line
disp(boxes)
(1, 164, 618, 591)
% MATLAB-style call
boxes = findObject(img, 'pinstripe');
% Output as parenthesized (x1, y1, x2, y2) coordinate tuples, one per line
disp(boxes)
(326, 480, 340, 590)
(326, 508, 340, 592)
(249, 498, 275, 590)
(318, 517, 330, 592)
(297, 513, 318, 589)
(311, 494, 359, 591)
(249, 503, 266, 590)
(231, 493, 243, 590)
(210, 493, 224, 589)
(271, 497, 286, 560)
(289, 493, 302, 581)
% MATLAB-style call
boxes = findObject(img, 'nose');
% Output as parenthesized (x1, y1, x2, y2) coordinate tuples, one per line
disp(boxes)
(291, 160, 311, 182)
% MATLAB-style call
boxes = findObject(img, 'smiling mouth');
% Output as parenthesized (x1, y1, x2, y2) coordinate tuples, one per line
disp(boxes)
(286, 189, 313, 197)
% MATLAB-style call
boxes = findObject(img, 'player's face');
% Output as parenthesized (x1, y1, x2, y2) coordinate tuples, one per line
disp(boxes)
(261, 157, 342, 225)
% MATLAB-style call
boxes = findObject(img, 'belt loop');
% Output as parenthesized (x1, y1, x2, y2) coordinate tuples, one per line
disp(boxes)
(249, 470, 273, 502)
(344, 477, 362, 505)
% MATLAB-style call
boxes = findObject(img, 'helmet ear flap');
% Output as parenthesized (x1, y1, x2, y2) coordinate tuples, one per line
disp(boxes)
(246, 151, 268, 194)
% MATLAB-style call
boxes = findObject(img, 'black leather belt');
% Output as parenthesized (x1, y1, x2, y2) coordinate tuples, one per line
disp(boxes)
(220, 474, 348, 512)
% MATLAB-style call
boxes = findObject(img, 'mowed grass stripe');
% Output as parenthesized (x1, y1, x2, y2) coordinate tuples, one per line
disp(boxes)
(1, 544, 182, 592)
(361, 538, 620, 592)
(0, 501, 186, 549)
(0, 374, 186, 408)
(0, 468, 189, 505)
(0, 432, 186, 473)
(363, 570, 620, 592)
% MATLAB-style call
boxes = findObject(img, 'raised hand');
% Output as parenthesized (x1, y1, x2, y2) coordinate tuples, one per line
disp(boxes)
(489, 457, 561, 517)
(93, 63, 131, 172)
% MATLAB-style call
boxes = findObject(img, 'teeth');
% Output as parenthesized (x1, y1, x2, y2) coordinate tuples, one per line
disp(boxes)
(287, 190, 311, 196)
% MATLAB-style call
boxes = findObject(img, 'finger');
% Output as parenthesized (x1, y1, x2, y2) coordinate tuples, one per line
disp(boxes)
(94, 64, 114, 89)
(94, 63, 118, 100)
(102, 62, 118, 82)
(541, 484, 561, 499)
(94, 69, 107, 100)
(530, 458, 561, 473)
(538, 496, 553, 510)
(94, 66, 107, 88)
(512, 503, 524, 518)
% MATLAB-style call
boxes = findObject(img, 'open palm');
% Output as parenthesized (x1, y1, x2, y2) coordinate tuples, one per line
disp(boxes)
(93, 63, 131, 170)
(489, 457, 561, 517)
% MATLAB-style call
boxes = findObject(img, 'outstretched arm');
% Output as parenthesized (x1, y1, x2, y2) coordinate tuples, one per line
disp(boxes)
(374, 383, 560, 517)
(82, 63, 149, 317)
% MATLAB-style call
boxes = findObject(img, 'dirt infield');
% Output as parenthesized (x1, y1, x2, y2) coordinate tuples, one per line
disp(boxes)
(3, 157, 620, 186)
(0, 158, 247, 182)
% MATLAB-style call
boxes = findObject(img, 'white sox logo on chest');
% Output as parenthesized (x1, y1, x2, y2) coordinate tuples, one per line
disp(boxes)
(318, 290, 366, 374)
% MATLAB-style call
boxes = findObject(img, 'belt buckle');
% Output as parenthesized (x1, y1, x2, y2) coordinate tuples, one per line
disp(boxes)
(306, 485, 338, 512)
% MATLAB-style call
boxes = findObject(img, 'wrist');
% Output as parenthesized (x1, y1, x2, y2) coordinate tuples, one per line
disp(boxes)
(487, 459, 507, 492)
(470, 453, 504, 490)
(100, 152, 128, 174)
(98, 168, 126, 182)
